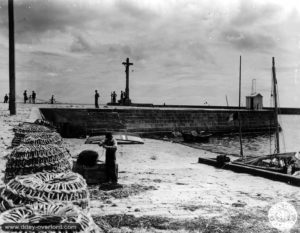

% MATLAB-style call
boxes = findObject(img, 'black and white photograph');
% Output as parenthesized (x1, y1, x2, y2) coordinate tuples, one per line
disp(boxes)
(0, 0, 300, 232)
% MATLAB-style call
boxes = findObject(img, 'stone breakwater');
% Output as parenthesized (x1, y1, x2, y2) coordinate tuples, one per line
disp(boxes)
(39, 107, 277, 137)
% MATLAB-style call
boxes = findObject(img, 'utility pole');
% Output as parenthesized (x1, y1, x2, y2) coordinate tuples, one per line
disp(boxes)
(8, 0, 16, 115)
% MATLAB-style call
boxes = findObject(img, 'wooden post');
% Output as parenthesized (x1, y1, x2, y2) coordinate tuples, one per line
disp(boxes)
(8, 0, 16, 115)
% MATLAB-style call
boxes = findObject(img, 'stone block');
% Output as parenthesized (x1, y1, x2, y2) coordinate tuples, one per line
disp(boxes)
(73, 161, 118, 185)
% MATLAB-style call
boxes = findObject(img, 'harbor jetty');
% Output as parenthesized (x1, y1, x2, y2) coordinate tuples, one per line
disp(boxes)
(39, 106, 277, 138)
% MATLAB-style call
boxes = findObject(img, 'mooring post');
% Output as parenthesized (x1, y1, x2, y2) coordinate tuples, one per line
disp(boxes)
(8, 0, 16, 115)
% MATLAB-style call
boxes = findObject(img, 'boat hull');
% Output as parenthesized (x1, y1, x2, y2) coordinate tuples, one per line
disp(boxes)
(198, 156, 300, 186)
(85, 133, 144, 145)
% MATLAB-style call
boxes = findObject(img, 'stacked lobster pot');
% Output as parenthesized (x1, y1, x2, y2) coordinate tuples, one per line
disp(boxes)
(0, 172, 90, 211)
(4, 144, 72, 182)
(11, 122, 61, 147)
(0, 122, 99, 232)
(0, 203, 99, 233)
(12, 131, 63, 147)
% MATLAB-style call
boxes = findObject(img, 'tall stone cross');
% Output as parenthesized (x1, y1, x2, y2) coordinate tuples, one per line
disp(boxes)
(122, 57, 133, 104)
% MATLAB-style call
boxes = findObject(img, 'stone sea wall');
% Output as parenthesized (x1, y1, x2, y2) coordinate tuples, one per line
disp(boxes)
(39, 108, 277, 138)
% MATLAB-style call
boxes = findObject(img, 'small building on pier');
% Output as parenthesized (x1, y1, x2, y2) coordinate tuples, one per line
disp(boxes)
(246, 93, 263, 110)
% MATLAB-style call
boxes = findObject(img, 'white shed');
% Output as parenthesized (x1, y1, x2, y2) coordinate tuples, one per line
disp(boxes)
(246, 93, 263, 110)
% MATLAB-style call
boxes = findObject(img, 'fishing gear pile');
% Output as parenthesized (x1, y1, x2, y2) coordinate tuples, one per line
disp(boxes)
(11, 122, 57, 147)
(13, 122, 54, 134)
(0, 172, 89, 211)
(4, 144, 72, 183)
(0, 203, 99, 233)
(12, 131, 63, 147)
(0, 121, 101, 232)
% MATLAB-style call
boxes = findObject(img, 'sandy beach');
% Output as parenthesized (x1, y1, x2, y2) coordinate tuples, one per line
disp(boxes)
(1, 103, 299, 233)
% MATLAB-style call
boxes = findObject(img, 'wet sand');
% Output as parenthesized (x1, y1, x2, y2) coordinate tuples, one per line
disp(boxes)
(0, 103, 299, 232)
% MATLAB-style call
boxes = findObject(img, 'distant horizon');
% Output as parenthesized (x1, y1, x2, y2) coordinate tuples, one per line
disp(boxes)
(1, 0, 300, 107)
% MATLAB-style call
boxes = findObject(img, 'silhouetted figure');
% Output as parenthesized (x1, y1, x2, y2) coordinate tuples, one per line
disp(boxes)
(95, 90, 99, 108)
(111, 91, 117, 104)
(3, 94, 8, 103)
(99, 132, 118, 183)
(119, 91, 125, 104)
(50, 95, 55, 104)
(23, 90, 28, 103)
(32, 91, 36, 104)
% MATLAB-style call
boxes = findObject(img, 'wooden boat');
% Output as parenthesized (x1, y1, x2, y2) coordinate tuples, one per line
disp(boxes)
(85, 133, 144, 145)
(182, 131, 212, 143)
(197, 57, 300, 186)
(198, 154, 300, 186)
(232, 152, 300, 174)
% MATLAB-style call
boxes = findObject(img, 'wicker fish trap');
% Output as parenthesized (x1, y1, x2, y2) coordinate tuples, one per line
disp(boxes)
(0, 203, 99, 233)
(13, 122, 54, 134)
(0, 172, 90, 212)
(12, 132, 63, 147)
(4, 144, 72, 182)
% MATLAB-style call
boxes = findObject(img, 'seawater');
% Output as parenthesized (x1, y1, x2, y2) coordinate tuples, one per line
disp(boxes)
(193, 115, 300, 157)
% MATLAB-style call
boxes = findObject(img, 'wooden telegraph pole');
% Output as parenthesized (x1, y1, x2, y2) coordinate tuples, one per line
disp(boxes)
(8, 0, 16, 115)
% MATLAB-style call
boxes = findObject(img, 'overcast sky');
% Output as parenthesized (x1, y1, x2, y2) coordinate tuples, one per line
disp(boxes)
(0, 0, 300, 106)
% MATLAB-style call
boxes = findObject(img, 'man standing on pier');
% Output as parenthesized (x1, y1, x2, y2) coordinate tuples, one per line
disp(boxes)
(23, 90, 28, 103)
(50, 95, 55, 104)
(95, 90, 100, 108)
(32, 91, 36, 104)
(111, 91, 117, 104)
(3, 94, 8, 103)
(119, 91, 124, 104)
(100, 132, 118, 184)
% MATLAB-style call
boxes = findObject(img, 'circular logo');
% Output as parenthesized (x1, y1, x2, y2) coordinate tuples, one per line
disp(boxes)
(268, 201, 297, 231)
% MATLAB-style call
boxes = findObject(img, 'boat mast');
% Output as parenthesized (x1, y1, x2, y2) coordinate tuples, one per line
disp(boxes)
(272, 57, 280, 154)
(238, 55, 243, 158)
